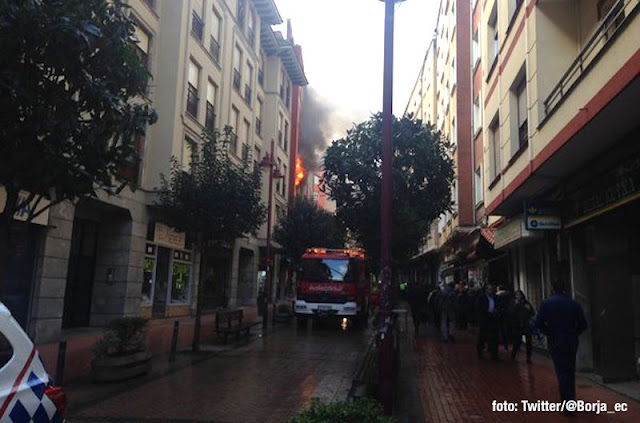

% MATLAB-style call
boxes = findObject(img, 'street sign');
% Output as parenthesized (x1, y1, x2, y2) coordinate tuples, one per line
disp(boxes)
(525, 201, 561, 230)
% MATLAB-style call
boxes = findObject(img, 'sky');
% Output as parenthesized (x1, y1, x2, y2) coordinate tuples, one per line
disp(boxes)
(273, 0, 440, 142)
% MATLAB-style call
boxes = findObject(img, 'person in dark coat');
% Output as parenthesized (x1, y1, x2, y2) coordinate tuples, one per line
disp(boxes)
(509, 290, 535, 363)
(407, 283, 428, 336)
(536, 280, 587, 404)
(496, 286, 513, 351)
(476, 283, 500, 360)
(439, 282, 457, 342)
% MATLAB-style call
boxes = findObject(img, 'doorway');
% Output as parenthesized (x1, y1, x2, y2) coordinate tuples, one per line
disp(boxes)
(63, 219, 99, 328)
(152, 246, 171, 318)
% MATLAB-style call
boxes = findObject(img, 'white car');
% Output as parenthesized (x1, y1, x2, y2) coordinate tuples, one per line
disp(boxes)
(0, 302, 66, 423)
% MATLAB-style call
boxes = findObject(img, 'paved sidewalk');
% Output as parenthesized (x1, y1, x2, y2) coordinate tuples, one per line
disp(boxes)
(412, 326, 640, 422)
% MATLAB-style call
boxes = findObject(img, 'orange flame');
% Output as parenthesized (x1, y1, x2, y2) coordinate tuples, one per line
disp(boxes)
(295, 157, 305, 187)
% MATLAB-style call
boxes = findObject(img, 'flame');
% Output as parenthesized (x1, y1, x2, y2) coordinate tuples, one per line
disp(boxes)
(295, 157, 305, 187)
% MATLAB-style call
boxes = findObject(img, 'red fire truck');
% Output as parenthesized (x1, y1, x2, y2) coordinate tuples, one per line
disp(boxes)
(294, 248, 371, 326)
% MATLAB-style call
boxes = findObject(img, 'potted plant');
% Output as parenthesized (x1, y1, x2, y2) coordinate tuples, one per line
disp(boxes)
(274, 303, 294, 323)
(91, 317, 152, 382)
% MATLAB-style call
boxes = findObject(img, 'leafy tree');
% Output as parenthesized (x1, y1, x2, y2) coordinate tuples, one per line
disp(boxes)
(323, 113, 454, 268)
(274, 196, 345, 266)
(155, 126, 266, 349)
(0, 0, 156, 293)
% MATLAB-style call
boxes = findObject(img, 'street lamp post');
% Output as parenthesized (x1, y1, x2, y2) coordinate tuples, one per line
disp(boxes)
(259, 139, 283, 333)
(378, 0, 404, 415)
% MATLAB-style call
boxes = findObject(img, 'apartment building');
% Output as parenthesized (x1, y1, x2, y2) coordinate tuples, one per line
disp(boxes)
(483, 0, 640, 380)
(1, 0, 307, 381)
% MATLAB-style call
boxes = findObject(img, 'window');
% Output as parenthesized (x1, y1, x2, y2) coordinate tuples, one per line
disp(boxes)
(278, 113, 284, 147)
(509, 0, 524, 25)
(472, 30, 480, 68)
(171, 250, 191, 303)
(237, 0, 246, 29)
(286, 80, 291, 108)
(254, 146, 260, 170)
(187, 60, 200, 117)
(282, 164, 287, 196)
(280, 69, 286, 100)
(233, 45, 242, 91)
(258, 54, 265, 87)
(182, 137, 196, 171)
(515, 77, 528, 151)
(192, 0, 204, 42)
(488, 3, 499, 71)
(276, 158, 282, 193)
(450, 58, 456, 91)
(475, 166, 484, 205)
(230, 106, 239, 155)
(243, 119, 250, 148)
(133, 24, 150, 69)
(210, 9, 221, 64)
(244, 62, 253, 104)
(451, 179, 458, 212)
(284, 121, 289, 152)
(205, 81, 217, 131)
(473, 95, 481, 136)
(247, 9, 256, 49)
(256, 97, 263, 135)
(489, 115, 501, 182)
(142, 244, 155, 303)
(599, 0, 626, 39)
(451, 118, 457, 146)
(120, 132, 145, 184)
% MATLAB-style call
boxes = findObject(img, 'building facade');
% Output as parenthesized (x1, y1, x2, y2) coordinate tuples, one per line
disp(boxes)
(1, 0, 307, 381)
(407, 0, 640, 381)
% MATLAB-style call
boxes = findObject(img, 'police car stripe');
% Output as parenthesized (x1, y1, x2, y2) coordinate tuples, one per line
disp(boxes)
(0, 347, 36, 419)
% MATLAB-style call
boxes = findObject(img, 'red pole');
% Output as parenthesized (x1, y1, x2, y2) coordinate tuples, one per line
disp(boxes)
(263, 139, 275, 333)
(379, 0, 396, 415)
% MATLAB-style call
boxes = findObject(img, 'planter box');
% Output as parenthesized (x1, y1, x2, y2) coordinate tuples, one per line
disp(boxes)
(91, 351, 152, 382)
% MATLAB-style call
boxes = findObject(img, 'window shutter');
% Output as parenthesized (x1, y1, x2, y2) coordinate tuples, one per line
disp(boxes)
(188, 61, 199, 87)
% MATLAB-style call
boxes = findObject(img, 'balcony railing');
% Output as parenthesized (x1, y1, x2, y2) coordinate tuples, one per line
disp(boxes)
(233, 69, 241, 91)
(258, 69, 264, 87)
(542, 0, 638, 120)
(255, 117, 262, 135)
(186, 84, 198, 117)
(205, 103, 215, 131)
(210, 36, 220, 64)
(244, 85, 252, 104)
(192, 12, 204, 42)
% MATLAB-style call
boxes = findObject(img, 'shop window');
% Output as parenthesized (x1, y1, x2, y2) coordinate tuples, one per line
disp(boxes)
(171, 251, 192, 303)
(142, 244, 156, 303)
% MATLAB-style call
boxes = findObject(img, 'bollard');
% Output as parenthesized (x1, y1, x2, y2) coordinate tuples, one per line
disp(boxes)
(169, 321, 179, 362)
(55, 340, 67, 386)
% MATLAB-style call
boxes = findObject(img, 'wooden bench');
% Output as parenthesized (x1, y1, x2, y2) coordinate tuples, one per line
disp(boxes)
(214, 309, 256, 344)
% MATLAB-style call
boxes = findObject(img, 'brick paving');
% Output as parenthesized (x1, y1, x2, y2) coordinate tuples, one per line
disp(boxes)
(67, 321, 368, 423)
(413, 327, 640, 422)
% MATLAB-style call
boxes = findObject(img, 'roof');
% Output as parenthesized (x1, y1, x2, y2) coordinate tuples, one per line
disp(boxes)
(252, 0, 283, 25)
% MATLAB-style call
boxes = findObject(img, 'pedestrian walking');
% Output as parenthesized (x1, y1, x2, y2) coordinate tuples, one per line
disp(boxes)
(408, 283, 428, 336)
(496, 286, 513, 351)
(535, 279, 587, 407)
(509, 290, 535, 363)
(439, 282, 457, 342)
(476, 283, 500, 360)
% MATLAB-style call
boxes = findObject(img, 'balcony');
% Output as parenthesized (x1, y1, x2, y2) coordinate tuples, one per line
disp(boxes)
(542, 0, 638, 120)
(244, 85, 252, 104)
(192, 12, 204, 42)
(255, 117, 262, 136)
(233, 69, 241, 91)
(210, 36, 220, 65)
(186, 84, 198, 117)
(205, 103, 215, 132)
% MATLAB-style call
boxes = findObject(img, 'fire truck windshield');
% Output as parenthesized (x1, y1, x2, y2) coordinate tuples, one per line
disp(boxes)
(300, 258, 358, 282)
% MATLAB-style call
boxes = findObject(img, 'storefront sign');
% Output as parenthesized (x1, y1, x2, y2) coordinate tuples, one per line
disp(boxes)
(567, 154, 640, 226)
(153, 222, 186, 250)
(0, 187, 50, 226)
(494, 215, 542, 249)
(525, 201, 562, 230)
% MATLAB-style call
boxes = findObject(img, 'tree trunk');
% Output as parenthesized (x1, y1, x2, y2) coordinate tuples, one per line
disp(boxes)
(192, 236, 205, 352)
(0, 186, 19, 301)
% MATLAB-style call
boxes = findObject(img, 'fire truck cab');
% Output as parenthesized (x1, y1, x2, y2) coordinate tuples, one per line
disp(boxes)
(294, 248, 370, 325)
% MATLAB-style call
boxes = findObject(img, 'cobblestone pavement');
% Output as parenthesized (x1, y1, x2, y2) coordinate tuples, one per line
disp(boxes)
(68, 320, 369, 423)
(413, 326, 640, 422)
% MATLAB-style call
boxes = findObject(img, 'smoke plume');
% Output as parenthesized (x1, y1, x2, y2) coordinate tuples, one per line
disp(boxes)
(299, 86, 357, 172)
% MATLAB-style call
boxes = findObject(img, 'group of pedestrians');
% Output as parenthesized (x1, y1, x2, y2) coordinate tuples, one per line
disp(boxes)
(407, 278, 588, 411)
